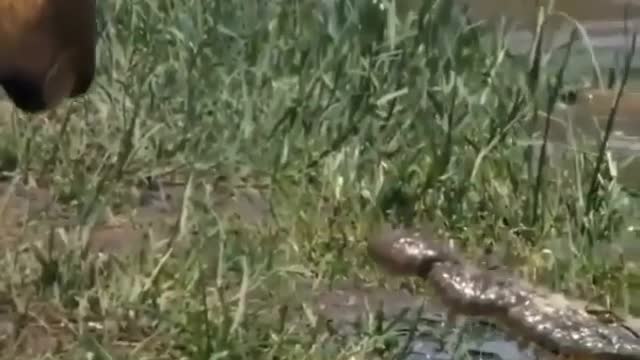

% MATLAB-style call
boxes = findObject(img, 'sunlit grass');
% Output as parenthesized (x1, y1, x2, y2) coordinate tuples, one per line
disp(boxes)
(0, 0, 638, 359)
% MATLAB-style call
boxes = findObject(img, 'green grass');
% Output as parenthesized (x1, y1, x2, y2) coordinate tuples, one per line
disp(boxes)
(0, 0, 639, 359)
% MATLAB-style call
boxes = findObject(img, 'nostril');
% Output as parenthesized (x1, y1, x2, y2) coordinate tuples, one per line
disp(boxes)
(0, 76, 47, 113)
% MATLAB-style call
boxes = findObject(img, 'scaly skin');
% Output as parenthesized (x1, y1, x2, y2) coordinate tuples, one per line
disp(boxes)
(0, 0, 96, 113)
(367, 225, 640, 360)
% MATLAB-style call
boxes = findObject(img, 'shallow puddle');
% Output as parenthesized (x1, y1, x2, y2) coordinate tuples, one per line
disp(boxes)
(313, 285, 538, 360)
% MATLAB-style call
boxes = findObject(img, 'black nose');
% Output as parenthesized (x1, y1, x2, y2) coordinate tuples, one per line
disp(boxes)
(0, 75, 47, 113)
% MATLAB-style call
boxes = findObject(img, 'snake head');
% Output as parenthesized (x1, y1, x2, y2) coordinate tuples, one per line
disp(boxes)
(367, 224, 459, 278)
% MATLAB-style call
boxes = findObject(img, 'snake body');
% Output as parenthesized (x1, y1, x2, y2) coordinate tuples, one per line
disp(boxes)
(367, 226, 640, 359)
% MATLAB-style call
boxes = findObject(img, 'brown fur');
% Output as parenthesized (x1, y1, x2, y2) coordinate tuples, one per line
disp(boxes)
(0, 0, 97, 113)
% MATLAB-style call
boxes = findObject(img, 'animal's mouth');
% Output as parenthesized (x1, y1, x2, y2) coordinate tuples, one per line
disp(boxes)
(0, 74, 48, 113)
(0, 51, 93, 113)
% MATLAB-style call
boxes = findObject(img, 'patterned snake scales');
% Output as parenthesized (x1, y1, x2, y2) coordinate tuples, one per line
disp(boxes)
(367, 226, 640, 360)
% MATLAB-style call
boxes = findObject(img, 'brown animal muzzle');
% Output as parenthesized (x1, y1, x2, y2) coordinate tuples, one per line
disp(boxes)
(0, 0, 97, 113)
(0, 49, 96, 113)
(0, 73, 48, 113)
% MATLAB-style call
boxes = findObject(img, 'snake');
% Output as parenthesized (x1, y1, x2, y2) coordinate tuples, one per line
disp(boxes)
(367, 225, 640, 360)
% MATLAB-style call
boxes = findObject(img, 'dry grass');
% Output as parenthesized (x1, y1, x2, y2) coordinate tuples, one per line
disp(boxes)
(0, 1, 638, 359)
